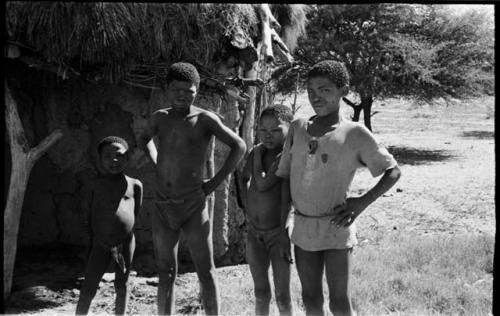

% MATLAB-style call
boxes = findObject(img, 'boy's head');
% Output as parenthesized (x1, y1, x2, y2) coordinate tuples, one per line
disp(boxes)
(97, 136, 129, 174)
(306, 60, 349, 117)
(164, 62, 200, 112)
(258, 104, 293, 150)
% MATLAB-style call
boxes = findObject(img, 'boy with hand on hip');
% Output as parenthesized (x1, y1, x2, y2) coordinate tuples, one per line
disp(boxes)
(276, 60, 401, 316)
(137, 62, 246, 315)
(76, 136, 143, 315)
(240, 105, 294, 316)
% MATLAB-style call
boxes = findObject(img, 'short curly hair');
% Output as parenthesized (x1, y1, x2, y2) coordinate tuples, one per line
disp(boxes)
(307, 60, 350, 88)
(260, 104, 293, 123)
(164, 62, 200, 88)
(97, 136, 129, 154)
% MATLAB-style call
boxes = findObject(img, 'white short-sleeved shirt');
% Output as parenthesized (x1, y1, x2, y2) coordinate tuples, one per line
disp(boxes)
(276, 116, 398, 251)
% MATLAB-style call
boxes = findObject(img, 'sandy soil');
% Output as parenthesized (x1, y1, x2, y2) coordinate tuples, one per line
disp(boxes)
(4, 96, 495, 315)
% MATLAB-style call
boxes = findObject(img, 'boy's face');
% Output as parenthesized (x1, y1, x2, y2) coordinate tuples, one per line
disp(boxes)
(307, 76, 348, 117)
(165, 80, 198, 112)
(258, 115, 289, 150)
(99, 143, 128, 174)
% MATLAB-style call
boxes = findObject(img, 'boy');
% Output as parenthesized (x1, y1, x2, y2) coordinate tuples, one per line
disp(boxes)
(276, 60, 401, 316)
(76, 136, 143, 315)
(240, 105, 294, 316)
(137, 62, 246, 315)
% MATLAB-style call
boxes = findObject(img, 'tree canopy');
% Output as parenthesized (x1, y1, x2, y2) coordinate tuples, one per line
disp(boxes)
(271, 4, 494, 130)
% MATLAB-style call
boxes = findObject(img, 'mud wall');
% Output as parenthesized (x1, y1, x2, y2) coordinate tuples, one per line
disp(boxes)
(5, 60, 247, 266)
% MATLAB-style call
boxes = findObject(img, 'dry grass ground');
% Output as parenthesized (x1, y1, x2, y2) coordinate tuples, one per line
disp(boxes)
(5, 96, 495, 315)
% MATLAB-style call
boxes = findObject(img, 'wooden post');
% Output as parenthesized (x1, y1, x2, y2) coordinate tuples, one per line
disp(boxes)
(241, 61, 259, 153)
(4, 81, 63, 300)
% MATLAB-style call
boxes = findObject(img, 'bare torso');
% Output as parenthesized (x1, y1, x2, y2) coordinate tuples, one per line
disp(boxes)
(154, 106, 213, 197)
(246, 149, 282, 230)
(90, 174, 137, 246)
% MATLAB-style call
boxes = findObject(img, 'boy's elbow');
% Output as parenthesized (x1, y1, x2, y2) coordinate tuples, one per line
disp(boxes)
(235, 139, 247, 156)
(390, 165, 402, 181)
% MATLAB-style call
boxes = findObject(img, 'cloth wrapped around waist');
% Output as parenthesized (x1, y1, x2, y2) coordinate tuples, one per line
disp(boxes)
(153, 188, 207, 230)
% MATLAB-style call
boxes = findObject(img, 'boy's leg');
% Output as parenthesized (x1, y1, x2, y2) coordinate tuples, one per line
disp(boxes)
(294, 246, 325, 316)
(183, 205, 219, 315)
(76, 243, 111, 315)
(152, 210, 181, 315)
(114, 234, 135, 315)
(324, 248, 354, 316)
(246, 229, 272, 316)
(269, 241, 292, 316)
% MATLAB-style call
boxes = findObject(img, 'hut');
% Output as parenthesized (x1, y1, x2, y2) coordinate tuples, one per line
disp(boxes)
(4, 2, 308, 299)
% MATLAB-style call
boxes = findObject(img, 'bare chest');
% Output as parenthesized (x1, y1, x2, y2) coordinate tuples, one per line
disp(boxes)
(157, 116, 210, 149)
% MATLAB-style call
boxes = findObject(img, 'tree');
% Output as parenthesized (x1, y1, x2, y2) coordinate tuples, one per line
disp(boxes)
(4, 81, 63, 300)
(271, 4, 494, 130)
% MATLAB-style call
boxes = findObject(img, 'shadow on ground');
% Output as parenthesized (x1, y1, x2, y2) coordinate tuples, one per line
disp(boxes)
(386, 146, 455, 165)
(6, 289, 62, 313)
(461, 130, 494, 139)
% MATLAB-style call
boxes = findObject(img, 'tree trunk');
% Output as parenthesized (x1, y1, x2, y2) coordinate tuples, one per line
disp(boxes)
(343, 97, 362, 122)
(4, 81, 63, 300)
(361, 95, 374, 131)
(241, 61, 259, 154)
(352, 106, 362, 122)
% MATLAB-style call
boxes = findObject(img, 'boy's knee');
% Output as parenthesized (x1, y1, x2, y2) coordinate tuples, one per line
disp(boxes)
(114, 280, 128, 295)
(329, 293, 351, 309)
(276, 291, 291, 306)
(302, 292, 323, 308)
(254, 284, 272, 302)
(197, 267, 216, 286)
(79, 286, 97, 299)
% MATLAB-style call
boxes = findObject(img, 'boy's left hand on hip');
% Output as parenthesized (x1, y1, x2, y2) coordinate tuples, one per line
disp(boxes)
(330, 197, 367, 227)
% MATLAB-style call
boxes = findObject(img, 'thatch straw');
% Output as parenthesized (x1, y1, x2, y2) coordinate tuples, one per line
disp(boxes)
(6, 3, 308, 88)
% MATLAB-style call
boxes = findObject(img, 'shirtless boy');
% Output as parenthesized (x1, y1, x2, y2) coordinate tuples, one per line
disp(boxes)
(76, 136, 143, 315)
(240, 105, 294, 316)
(137, 62, 246, 315)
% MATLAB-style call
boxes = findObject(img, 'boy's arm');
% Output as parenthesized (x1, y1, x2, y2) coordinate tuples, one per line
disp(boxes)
(238, 150, 254, 212)
(332, 165, 402, 227)
(133, 180, 143, 219)
(279, 178, 293, 263)
(252, 144, 281, 192)
(136, 112, 159, 165)
(203, 112, 246, 196)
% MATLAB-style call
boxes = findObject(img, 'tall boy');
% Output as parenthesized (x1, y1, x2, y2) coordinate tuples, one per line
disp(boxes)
(76, 136, 143, 315)
(137, 62, 246, 315)
(240, 105, 294, 316)
(276, 60, 401, 316)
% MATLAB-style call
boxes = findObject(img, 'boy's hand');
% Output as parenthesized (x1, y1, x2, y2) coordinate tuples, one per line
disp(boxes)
(330, 196, 370, 227)
(202, 179, 216, 196)
(279, 231, 293, 264)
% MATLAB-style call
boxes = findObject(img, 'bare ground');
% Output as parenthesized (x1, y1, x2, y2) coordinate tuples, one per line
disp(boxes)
(4, 96, 495, 315)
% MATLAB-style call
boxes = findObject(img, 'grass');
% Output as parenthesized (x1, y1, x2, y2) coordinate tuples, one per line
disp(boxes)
(168, 232, 494, 316)
(351, 233, 494, 315)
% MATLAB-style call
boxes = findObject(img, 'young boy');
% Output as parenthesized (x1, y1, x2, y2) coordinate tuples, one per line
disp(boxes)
(240, 105, 294, 316)
(76, 136, 143, 315)
(276, 60, 401, 316)
(137, 62, 246, 315)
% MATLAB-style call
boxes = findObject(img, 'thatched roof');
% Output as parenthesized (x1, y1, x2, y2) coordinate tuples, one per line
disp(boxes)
(6, 2, 309, 90)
